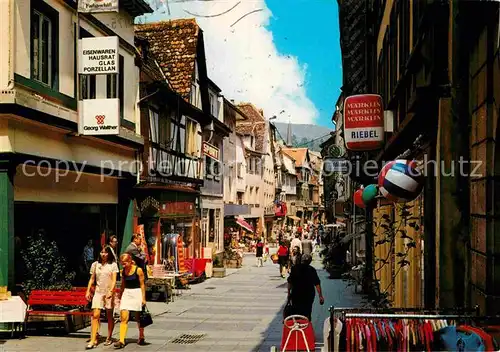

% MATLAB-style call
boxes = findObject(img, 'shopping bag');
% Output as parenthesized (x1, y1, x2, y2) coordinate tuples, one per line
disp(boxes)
(271, 253, 279, 264)
(139, 306, 153, 328)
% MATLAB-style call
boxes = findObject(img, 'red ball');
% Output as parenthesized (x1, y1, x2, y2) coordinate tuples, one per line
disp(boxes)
(354, 188, 366, 208)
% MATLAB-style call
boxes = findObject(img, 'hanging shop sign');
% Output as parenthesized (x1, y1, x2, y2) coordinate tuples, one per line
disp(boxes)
(343, 94, 384, 151)
(79, 36, 119, 74)
(78, 98, 120, 135)
(78, 0, 119, 13)
(203, 142, 219, 160)
(160, 202, 196, 217)
(323, 158, 349, 174)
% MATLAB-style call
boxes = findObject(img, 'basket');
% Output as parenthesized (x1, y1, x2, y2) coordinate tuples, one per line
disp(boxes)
(271, 254, 279, 264)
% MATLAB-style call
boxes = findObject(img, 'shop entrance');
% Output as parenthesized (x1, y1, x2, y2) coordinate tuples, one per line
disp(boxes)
(14, 202, 117, 286)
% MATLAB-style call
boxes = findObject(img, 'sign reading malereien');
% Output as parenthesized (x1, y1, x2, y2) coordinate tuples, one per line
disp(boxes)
(79, 36, 119, 74)
(78, 0, 119, 13)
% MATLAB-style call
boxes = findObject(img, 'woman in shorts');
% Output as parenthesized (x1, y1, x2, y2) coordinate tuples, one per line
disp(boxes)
(85, 246, 118, 349)
(114, 253, 147, 349)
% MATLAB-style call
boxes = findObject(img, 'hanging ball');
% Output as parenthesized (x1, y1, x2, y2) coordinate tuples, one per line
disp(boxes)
(362, 184, 379, 204)
(378, 160, 424, 203)
(354, 188, 366, 208)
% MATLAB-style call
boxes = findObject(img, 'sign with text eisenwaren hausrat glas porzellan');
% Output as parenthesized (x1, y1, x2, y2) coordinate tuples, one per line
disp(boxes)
(343, 94, 384, 151)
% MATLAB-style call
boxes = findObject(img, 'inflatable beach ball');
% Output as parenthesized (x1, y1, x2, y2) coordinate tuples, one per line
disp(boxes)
(378, 160, 424, 202)
(362, 184, 378, 205)
(354, 188, 366, 208)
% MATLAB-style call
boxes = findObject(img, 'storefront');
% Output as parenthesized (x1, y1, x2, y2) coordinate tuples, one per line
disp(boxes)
(135, 189, 200, 267)
(200, 197, 223, 255)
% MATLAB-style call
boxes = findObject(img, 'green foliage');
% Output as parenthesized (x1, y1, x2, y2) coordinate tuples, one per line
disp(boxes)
(212, 255, 224, 268)
(21, 233, 75, 296)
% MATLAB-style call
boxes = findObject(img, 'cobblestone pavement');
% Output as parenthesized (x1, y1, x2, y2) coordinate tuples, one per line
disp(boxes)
(1, 250, 364, 352)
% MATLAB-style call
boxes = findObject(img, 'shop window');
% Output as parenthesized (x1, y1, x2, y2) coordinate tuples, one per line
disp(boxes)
(31, 0, 58, 89)
(237, 192, 243, 205)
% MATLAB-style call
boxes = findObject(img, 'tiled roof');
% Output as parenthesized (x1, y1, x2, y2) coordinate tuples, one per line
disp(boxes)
(237, 103, 265, 122)
(282, 148, 309, 167)
(235, 103, 267, 152)
(135, 19, 199, 100)
(135, 36, 166, 83)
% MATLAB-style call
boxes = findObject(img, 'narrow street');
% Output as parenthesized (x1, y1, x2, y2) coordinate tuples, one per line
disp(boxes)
(2, 252, 364, 352)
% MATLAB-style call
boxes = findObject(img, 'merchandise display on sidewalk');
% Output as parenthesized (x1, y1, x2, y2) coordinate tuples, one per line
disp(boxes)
(327, 307, 500, 352)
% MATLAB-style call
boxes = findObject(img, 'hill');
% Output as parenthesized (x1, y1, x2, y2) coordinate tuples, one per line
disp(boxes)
(273, 122, 334, 152)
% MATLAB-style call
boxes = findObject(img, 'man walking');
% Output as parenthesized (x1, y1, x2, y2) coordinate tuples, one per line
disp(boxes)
(291, 234, 302, 254)
(301, 235, 313, 256)
(287, 254, 324, 321)
(125, 234, 148, 280)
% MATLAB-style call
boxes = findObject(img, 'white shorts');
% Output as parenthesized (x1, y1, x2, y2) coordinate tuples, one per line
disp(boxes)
(91, 291, 114, 310)
(119, 288, 142, 312)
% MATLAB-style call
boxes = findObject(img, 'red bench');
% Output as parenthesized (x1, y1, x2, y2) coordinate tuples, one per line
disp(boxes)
(27, 288, 121, 317)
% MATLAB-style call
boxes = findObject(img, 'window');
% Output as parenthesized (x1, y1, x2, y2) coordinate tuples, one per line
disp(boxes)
(205, 156, 220, 180)
(149, 109, 159, 143)
(237, 163, 243, 178)
(32, 1, 58, 88)
(237, 192, 243, 205)
(80, 75, 96, 100)
(118, 55, 124, 118)
(107, 74, 117, 98)
(185, 118, 198, 156)
(209, 92, 218, 117)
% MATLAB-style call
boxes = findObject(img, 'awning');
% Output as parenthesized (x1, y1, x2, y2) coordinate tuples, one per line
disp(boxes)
(235, 216, 254, 233)
(287, 215, 301, 221)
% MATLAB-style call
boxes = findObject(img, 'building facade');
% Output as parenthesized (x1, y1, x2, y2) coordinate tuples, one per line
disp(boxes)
(0, 0, 152, 288)
(337, 0, 500, 312)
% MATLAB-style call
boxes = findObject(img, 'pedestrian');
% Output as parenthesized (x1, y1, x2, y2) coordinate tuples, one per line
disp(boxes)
(287, 253, 324, 321)
(301, 234, 313, 256)
(125, 234, 148, 280)
(115, 253, 147, 349)
(256, 239, 264, 267)
(107, 235, 119, 263)
(83, 239, 94, 272)
(290, 234, 302, 254)
(289, 246, 301, 268)
(85, 246, 119, 349)
(277, 241, 289, 278)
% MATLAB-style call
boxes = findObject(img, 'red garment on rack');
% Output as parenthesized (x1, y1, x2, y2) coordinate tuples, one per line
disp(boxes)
(458, 325, 495, 351)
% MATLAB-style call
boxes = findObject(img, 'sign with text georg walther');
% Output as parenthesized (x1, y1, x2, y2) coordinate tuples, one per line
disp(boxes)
(343, 94, 384, 151)
(78, 0, 119, 13)
(78, 98, 120, 135)
(79, 36, 119, 74)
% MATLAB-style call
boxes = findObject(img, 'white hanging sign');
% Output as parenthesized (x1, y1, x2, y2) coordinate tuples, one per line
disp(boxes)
(78, 98, 120, 135)
(79, 36, 119, 75)
(78, 0, 119, 13)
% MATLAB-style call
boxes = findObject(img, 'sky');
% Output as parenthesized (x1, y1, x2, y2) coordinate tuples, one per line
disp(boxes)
(140, 0, 342, 128)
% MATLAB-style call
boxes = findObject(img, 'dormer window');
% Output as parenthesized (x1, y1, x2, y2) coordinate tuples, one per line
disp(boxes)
(209, 91, 218, 117)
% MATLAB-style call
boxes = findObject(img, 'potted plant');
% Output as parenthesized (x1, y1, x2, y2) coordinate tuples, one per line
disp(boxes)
(212, 256, 226, 278)
(223, 248, 242, 268)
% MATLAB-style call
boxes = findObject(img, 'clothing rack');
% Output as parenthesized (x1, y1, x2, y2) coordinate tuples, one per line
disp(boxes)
(328, 306, 482, 352)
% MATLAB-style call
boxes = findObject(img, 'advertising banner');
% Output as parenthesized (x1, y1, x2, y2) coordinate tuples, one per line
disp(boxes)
(79, 36, 119, 75)
(343, 94, 384, 151)
(78, 98, 120, 135)
(78, 0, 119, 13)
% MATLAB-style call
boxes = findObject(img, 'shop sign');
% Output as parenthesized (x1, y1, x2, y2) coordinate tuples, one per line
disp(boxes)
(323, 158, 349, 174)
(203, 142, 219, 160)
(160, 202, 195, 216)
(78, 0, 118, 13)
(79, 36, 119, 74)
(343, 94, 384, 151)
(78, 98, 120, 135)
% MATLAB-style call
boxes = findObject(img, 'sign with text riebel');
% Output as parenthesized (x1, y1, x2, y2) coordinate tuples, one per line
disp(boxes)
(78, 0, 118, 13)
(78, 98, 120, 135)
(79, 36, 119, 74)
(343, 94, 384, 151)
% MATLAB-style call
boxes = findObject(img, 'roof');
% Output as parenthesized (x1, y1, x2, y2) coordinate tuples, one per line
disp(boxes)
(237, 103, 265, 122)
(135, 36, 167, 83)
(281, 148, 309, 167)
(135, 19, 199, 100)
(235, 103, 267, 152)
